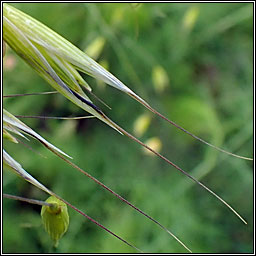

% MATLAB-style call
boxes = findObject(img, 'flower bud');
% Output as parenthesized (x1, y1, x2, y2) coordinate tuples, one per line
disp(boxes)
(41, 196, 69, 247)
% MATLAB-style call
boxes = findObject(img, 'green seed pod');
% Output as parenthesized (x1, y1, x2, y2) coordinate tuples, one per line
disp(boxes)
(41, 196, 69, 247)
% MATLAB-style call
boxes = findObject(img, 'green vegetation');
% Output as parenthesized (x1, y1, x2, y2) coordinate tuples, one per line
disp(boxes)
(3, 3, 253, 253)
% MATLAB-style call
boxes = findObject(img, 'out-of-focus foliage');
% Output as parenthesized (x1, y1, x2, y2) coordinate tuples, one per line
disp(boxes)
(3, 3, 253, 253)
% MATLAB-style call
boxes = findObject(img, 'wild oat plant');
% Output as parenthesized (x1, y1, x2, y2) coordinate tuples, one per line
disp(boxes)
(3, 3, 253, 253)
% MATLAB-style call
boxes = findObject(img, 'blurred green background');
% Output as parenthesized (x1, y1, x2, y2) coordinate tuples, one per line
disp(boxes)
(3, 3, 253, 253)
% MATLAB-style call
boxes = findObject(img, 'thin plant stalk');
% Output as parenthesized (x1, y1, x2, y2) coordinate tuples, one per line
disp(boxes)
(3, 91, 58, 98)
(3, 193, 53, 207)
(15, 115, 95, 120)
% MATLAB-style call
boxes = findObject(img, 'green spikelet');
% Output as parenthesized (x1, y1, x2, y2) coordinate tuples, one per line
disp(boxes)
(41, 196, 69, 247)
